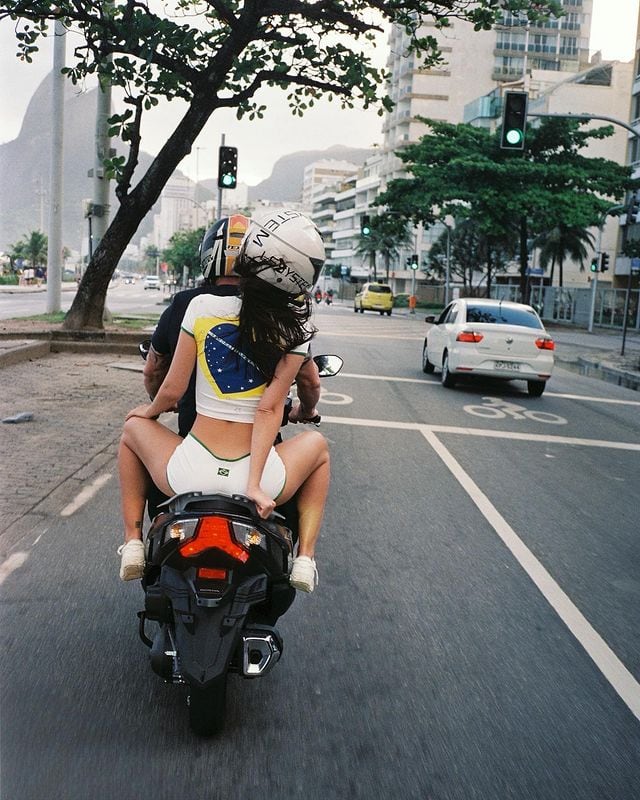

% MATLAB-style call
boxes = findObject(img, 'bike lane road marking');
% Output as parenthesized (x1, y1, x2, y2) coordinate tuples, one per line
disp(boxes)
(323, 414, 640, 722)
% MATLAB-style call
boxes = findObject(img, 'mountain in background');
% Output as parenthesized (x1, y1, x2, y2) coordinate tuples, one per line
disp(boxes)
(0, 73, 374, 253)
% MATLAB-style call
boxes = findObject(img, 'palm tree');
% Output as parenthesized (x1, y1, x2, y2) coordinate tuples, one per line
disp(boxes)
(11, 230, 48, 269)
(533, 224, 595, 288)
(356, 213, 413, 282)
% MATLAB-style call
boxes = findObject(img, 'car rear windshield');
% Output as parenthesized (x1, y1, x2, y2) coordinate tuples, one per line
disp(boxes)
(368, 285, 391, 294)
(465, 304, 543, 329)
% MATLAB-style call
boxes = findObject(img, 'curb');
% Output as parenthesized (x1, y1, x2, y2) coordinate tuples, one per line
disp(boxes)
(0, 330, 142, 368)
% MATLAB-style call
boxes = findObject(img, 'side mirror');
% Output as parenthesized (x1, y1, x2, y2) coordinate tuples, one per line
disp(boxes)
(313, 354, 343, 377)
(139, 339, 152, 360)
(425, 315, 436, 324)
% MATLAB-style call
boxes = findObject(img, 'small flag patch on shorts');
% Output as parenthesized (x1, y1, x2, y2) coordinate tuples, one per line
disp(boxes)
(217, 467, 230, 477)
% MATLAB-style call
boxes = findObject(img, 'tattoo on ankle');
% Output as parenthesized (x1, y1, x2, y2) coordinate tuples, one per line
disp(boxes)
(134, 521, 142, 529)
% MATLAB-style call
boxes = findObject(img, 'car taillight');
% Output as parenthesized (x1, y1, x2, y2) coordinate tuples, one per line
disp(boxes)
(178, 516, 249, 562)
(535, 337, 555, 350)
(456, 330, 483, 343)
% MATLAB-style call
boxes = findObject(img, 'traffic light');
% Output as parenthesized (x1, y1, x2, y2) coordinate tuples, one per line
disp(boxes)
(628, 193, 640, 224)
(590, 257, 599, 273)
(217, 145, 238, 189)
(410, 253, 419, 270)
(500, 91, 528, 151)
(600, 252, 609, 272)
(360, 215, 371, 236)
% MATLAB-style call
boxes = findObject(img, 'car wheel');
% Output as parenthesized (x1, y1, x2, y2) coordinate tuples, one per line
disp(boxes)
(422, 343, 435, 374)
(353, 305, 358, 313)
(527, 380, 546, 397)
(441, 352, 456, 388)
(359, 307, 364, 314)
(387, 310, 392, 316)
(379, 310, 384, 315)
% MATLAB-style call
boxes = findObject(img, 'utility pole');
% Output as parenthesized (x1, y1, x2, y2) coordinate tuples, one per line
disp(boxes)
(216, 133, 225, 221)
(46, 20, 66, 314)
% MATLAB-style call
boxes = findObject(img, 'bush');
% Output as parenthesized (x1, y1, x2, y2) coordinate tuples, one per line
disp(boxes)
(0, 274, 19, 285)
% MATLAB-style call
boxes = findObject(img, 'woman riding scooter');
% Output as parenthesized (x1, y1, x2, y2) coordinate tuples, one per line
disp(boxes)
(117, 210, 329, 593)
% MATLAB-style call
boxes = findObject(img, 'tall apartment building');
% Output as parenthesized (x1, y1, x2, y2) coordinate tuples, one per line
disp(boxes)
(301, 160, 360, 211)
(376, 2, 594, 289)
(381, 2, 593, 183)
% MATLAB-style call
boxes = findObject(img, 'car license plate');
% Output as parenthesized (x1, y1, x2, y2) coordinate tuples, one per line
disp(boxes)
(495, 360, 520, 371)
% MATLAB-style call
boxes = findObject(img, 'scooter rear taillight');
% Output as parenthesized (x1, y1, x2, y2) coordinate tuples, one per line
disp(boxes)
(178, 516, 250, 562)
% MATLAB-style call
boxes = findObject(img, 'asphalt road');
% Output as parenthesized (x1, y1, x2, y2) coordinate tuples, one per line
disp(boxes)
(1, 305, 639, 799)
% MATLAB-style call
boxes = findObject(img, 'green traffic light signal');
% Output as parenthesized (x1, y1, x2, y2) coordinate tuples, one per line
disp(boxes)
(217, 145, 238, 189)
(500, 91, 528, 151)
(361, 215, 371, 236)
(590, 258, 598, 273)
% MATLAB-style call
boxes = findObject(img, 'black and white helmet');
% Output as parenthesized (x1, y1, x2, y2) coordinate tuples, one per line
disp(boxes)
(200, 214, 251, 281)
(239, 209, 324, 294)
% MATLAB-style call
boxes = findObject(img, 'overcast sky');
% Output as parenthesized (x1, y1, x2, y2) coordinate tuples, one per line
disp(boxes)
(0, 0, 638, 186)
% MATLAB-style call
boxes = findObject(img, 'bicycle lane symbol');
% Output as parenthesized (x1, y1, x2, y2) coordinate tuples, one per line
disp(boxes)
(463, 396, 567, 425)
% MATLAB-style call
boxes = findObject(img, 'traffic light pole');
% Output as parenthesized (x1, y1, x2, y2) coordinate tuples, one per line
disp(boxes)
(588, 204, 624, 333)
(217, 133, 225, 220)
(526, 112, 640, 141)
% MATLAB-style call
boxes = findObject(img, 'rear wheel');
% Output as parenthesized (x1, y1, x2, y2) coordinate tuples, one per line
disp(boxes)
(353, 305, 358, 313)
(360, 307, 365, 314)
(422, 343, 435, 374)
(187, 674, 228, 736)
(387, 310, 392, 316)
(441, 352, 456, 388)
(527, 380, 546, 397)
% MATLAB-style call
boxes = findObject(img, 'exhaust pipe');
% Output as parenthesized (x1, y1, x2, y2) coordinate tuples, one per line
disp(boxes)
(241, 629, 282, 677)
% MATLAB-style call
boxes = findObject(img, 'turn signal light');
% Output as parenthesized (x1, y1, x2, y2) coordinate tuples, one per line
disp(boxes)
(456, 330, 484, 343)
(179, 516, 249, 562)
(535, 337, 555, 350)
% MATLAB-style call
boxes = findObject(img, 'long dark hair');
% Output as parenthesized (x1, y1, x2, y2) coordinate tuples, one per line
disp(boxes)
(234, 255, 316, 381)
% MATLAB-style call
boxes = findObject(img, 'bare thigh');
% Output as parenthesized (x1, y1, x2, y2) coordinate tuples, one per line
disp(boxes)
(122, 417, 182, 496)
(274, 430, 328, 505)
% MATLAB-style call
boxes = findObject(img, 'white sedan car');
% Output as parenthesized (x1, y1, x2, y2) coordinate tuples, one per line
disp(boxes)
(422, 298, 554, 396)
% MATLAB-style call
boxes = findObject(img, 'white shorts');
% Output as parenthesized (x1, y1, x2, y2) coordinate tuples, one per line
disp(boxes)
(166, 433, 286, 499)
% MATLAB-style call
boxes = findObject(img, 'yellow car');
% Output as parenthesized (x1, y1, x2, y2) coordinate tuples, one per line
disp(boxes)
(353, 283, 394, 316)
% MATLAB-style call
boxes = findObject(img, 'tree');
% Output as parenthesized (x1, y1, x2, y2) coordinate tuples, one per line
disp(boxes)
(10, 230, 48, 269)
(357, 213, 413, 281)
(377, 117, 638, 300)
(1, 0, 561, 329)
(162, 227, 206, 283)
(532, 223, 595, 288)
(426, 217, 514, 295)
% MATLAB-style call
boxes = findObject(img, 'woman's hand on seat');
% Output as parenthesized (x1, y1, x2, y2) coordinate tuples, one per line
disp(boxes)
(246, 487, 276, 519)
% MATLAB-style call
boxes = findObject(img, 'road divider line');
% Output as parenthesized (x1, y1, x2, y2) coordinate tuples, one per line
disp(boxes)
(321, 415, 640, 451)
(61, 473, 112, 517)
(329, 373, 640, 406)
(421, 427, 640, 723)
(0, 552, 29, 587)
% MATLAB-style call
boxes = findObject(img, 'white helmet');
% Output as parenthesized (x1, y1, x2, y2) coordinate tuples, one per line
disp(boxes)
(239, 209, 325, 294)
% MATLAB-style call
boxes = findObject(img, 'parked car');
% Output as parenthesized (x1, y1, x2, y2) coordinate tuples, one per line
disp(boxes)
(144, 275, 161, 290)
(354, 283, 394, 315)
(422, 298, 554, 396)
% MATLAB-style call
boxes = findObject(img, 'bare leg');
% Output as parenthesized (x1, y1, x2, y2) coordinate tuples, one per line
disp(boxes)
(118, 417, 182, 543)
(275, 430, 330, 559)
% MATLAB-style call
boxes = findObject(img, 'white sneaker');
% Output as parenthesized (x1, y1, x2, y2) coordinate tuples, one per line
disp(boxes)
(117, 540, 145, 581)
(290, 556, 318, 593)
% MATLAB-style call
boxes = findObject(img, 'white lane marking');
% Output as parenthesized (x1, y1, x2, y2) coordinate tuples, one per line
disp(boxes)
(546, 391, 640, 407)
(0, 552, 29, 586)
(421, 428, 640, 722)
(321, 415, 640, 451)
(333, 373, 640, 407)
(61, 473, 112, 517)
(341, 372, 428, 384)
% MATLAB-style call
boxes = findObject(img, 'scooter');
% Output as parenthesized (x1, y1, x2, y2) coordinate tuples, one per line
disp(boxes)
(135, 354, 342, 736)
